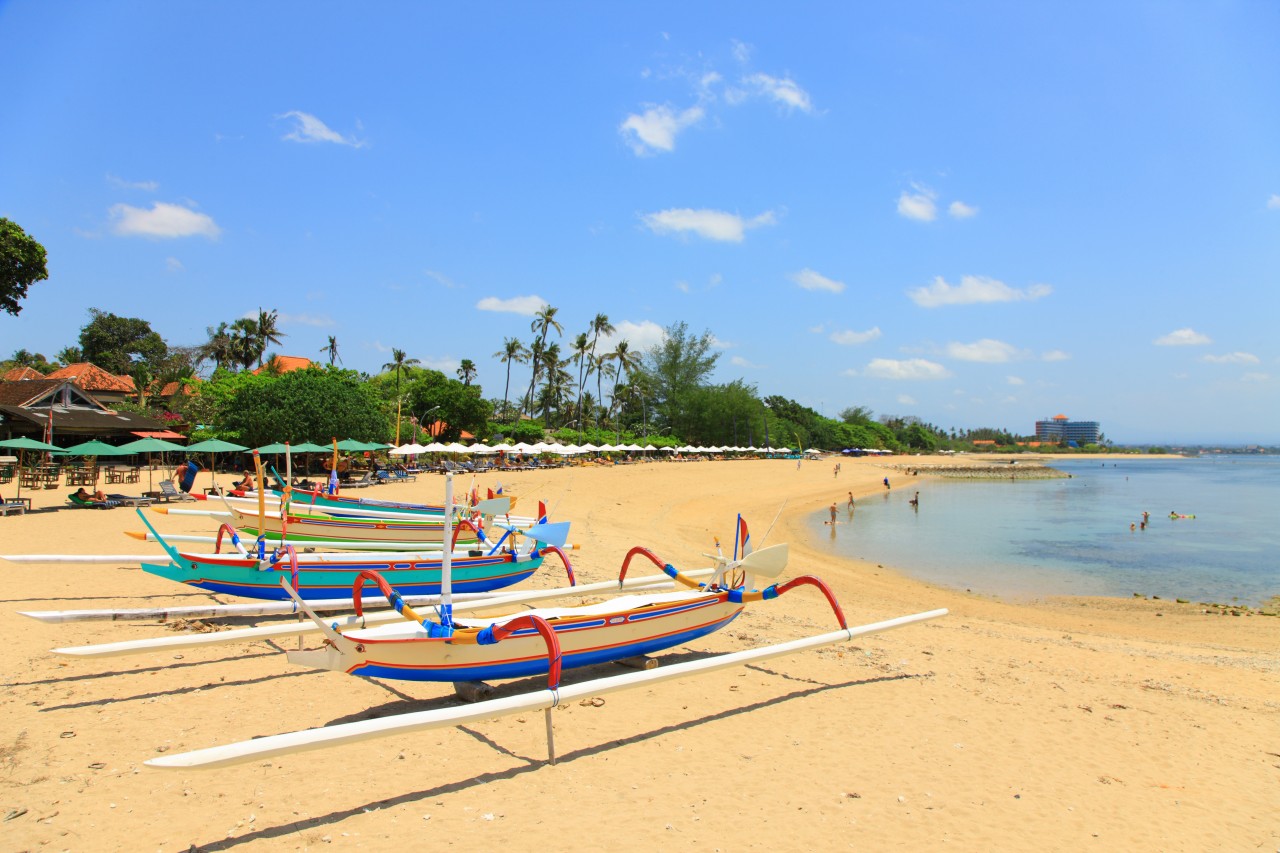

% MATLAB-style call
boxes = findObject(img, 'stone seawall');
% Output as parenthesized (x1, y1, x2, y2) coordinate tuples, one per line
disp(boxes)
(885, 462, 1070, 480)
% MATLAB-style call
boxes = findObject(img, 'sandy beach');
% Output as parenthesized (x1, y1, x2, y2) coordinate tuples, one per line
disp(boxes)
(2, 455, 1276, 851)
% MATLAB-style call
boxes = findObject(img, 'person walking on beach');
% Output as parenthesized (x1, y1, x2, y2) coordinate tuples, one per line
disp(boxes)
(883, 476, 890, 490)
(847, 491, 855, 510)
(830, 502, 838, 524)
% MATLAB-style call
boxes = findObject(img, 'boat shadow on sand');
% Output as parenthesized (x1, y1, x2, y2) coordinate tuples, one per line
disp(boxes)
(181, 668, 932, 853)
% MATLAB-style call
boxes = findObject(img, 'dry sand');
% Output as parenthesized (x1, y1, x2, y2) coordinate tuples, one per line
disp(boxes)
(1, 456, 1276, 851)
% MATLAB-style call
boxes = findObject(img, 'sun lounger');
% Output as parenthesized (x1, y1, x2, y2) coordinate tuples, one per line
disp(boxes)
(68, 493, 121, 509)
(157, 480, 197, 502)
(1, 492, 29, 516)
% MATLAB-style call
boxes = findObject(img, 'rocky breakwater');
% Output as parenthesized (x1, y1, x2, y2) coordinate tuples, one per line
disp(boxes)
(886, 460, 1071, 480)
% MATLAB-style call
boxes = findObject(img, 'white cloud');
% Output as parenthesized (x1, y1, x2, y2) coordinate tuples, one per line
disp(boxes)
(897, 185, 937, 222)
(808, 324, 825, 334)
(742, 72, 814, 112)
(948, 200, 978, 219)
(1268, 194, 1280, 210)
(424, 270, 459, 289)
(1202, 351, 1259, 364)
(597, 320, 667, 353)
(109, 201, 220, 239)
(830, 327, 881, 346)
(946, 338, 1020, 363)
(731, 39, 752, 64)
(1007, 375, 1025, 386)
(420, 357, 457, 373)
(640, 208, 776, 242)
(619, 104, 705, 155)
(107, 174, 158, 191)
(730, 355, 760, 368)
(863, 358, 951, 380)
(790, 268, 845, 293)
(164, 257, 184, 272)
(1241, 372, 1270, 383)
(278, 312, 334, 328)
(908, 275, 1052, 307)
(709, 334, 734, 350)
(475, 295, 548, 316)
(1042, 350, 1071, 362)
(1154, 328, 1211, 346)
(675, 280, 689, 293)
(897, 394, 917, 406)
(278, 111, 365, 147)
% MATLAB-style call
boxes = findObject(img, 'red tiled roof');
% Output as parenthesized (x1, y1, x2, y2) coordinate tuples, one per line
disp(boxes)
(252, 355, 313, 374)
(2, 366, 44, 381)
(46, 362, 136, 393)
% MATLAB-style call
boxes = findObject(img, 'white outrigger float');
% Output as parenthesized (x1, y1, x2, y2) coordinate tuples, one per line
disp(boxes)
(142, 474, 947, 769)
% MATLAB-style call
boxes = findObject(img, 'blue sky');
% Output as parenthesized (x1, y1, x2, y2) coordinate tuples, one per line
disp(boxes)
(2, 2, 1277, 445)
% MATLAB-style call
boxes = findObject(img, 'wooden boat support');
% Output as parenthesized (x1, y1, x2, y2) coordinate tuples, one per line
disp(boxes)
(146, 607, 948, 771)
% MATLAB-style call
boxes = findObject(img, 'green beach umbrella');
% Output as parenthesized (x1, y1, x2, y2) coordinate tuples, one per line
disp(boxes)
(291, 442, 331, 453)
(0, 436, 62, 500)
(58, 439, 129, 456)
(185, 439, 250, 488)
(334, 438, 373, 452)
(115, 437, 188, 490)
(252, 442, 291, 455)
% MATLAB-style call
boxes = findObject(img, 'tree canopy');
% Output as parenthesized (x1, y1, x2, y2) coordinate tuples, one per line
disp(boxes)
(78, 308, 168, 374)
(0, 218, 49, 316)
(215, 367, 390, 447)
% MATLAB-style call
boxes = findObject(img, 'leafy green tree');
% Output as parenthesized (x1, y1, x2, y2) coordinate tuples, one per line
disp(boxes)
(217, 367, 390, 447)
(638, 321, 720, 439)
(2, 348, 57, 374)
(56, 346, 83, 366)
(78, 308, 168, 374)
(0, 218, 49, 316)
(404, 369, 491, 442)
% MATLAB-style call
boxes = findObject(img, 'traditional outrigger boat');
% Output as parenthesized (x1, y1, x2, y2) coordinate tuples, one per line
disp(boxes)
(222, 503, 482, 546)
(134, 510, 573, 601)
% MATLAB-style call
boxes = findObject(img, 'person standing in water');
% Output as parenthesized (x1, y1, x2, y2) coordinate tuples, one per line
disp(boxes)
(847, 491, 855, 510)
(829, 503, 838, 523)
(883, 476, 890, 490)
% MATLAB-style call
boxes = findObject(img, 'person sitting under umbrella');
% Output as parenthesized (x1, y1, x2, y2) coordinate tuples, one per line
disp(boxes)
(234, 470, 255, 492)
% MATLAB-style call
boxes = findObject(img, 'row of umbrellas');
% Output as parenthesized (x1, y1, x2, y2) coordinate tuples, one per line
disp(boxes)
(0, 436, 391, 497)
(387, 441, 801, 456)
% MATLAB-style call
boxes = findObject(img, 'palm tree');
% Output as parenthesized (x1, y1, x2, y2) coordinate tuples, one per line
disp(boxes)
(493, 337, 530, 424)
(382, 348, 421, 443)
(457, 359, 477, 386)
(604, 339, 638, 426)
(570, 331, 590, 431)
(229, 317, 261, 370)
(522, 304, 562, 419)
(590, 352, 614, 430)
(320, 335, 341, 366)
(200, 323, 235, 371)
(255, 308, 285, 368)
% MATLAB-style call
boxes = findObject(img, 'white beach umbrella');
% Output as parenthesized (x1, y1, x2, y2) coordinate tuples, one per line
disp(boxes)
(468, 442, 496, 454)
(643, 444, 656, 451)
(624, 443, 643, 451)
(579, 442, 599, 452)
(441, 442, 470, 454)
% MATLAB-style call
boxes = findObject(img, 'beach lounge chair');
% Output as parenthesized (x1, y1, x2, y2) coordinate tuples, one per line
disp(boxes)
(68, 492, 121, 509)
(158, 480, 197, 502)
(1, 492, 29, 516)
(345, 472, 373, 489)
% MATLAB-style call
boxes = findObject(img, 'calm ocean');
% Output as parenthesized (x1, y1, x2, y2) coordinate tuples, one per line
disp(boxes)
(806, 455, 1280, 606)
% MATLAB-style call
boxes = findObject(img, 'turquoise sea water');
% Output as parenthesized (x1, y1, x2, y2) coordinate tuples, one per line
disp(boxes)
(806, 456, 1280, 606)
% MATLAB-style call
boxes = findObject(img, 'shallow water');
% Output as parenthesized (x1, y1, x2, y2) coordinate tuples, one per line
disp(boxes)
(806, 456, 1280, 606)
